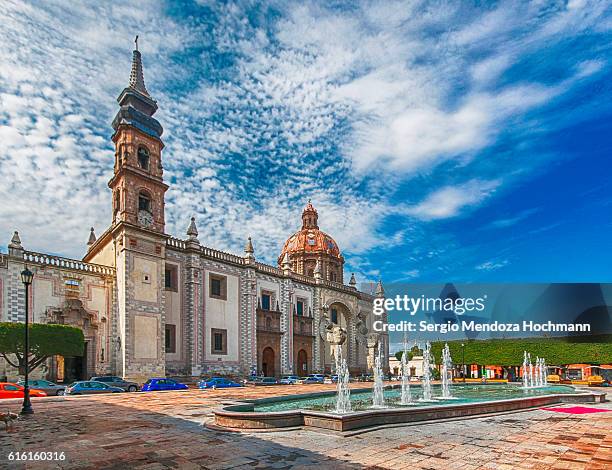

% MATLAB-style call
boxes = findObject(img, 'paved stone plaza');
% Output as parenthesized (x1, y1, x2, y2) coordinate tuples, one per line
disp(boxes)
(0, 384, 610, 469)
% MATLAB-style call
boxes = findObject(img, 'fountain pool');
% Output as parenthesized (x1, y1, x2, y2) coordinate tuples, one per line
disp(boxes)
(253, 384, 576, 413)
(213, 384, 605, 432)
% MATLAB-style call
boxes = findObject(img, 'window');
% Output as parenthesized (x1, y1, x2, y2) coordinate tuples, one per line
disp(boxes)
(209, 274, 227, 300)
(331, 308, 338, 324)
(137, 146, 150, 170)
(330, 271, 337, 282)
(165, 324, 176, 353)
(296, 300, 304, 316)
(138, 191, 151, 213)
(261, 293, 271, 311)
(211, 328, 227, 355)
(165, 265, 178, 291)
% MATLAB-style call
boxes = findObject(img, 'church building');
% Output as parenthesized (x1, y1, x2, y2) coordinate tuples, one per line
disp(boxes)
(0, 44, 388, 383)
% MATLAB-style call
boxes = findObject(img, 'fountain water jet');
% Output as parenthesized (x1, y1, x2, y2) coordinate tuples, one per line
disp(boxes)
(522, 351, 548, 389)
(420, 342, 435, 402)
(400, 339, 414, 405)
(439, 343, 455, 399)
(334, 344, 351, 414)
(371, 343, 386, 408)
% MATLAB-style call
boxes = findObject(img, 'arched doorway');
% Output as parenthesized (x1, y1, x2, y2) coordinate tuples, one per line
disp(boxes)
(296, 349, 308, 375)
(262, 347, 275, 377)
(46, 299, 99, 382)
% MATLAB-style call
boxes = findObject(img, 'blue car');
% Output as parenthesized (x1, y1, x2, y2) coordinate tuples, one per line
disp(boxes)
(141, 378, 189, 392)
(198, 377, 243, 389)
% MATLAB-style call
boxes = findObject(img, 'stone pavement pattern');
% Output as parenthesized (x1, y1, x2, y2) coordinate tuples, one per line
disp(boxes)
(0, 384, 610, 469)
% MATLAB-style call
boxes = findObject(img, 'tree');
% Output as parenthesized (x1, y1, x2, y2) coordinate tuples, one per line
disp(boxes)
(0, 322, 84, 375)
(394, 345, 423, 362)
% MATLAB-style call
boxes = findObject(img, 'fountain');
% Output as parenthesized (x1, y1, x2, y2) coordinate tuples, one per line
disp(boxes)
(326, 324, 351, 414)
(334, 345, 352, 414)
(522, 351, 548, 388)
(420, 342, 435, 402)
(522, 351, 529, 388)
(372, 343, 386, 408)
(400, 338, 414, 405)
(439, 343, 454, 399)
(214, 344, 604, 433)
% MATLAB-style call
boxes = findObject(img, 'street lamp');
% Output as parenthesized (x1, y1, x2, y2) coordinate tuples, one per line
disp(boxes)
(461, 343, 465, 383)
(20, 268, 34, 415)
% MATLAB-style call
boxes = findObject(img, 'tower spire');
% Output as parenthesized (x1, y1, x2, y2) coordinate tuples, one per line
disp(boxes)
(129, 36, 149, 96)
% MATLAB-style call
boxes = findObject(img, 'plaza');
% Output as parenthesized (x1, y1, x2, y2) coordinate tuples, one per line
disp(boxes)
(1, 384, 610, 469)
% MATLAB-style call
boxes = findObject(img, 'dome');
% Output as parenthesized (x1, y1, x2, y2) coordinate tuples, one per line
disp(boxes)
(277, 201, 343, 266)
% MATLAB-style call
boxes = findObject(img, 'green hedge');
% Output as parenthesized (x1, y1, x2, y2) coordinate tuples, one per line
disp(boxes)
(431, 335, 612, 366)
(0, 322, 84, 374)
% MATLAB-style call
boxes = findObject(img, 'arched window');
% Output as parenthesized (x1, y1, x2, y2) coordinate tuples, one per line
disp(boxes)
(138, 191, 151, 213)
(331, 308, 338, 324)
(137, 146, 150, 170)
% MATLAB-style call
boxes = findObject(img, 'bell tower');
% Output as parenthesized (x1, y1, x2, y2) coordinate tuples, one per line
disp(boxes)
(85, 37, 168, 381)
(108, 36, 168, 233)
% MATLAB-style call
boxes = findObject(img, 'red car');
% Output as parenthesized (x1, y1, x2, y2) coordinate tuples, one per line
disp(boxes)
(0, 382, 47, 399)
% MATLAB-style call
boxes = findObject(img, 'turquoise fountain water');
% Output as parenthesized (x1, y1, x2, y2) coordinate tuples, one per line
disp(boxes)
(254, 384, 577, 413)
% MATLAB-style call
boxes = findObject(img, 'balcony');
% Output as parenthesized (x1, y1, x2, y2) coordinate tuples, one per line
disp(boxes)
(257, 308, 283, 334)
(293, 315, 314, 337)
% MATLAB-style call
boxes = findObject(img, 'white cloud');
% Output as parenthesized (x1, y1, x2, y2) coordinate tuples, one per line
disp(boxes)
(476, 259, 509, 271)
(405, 179, 501, 221)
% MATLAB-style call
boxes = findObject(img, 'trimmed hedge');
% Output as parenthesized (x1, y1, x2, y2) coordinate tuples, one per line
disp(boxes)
(0, 322, 84, 374)
(431, 335, 612, 366)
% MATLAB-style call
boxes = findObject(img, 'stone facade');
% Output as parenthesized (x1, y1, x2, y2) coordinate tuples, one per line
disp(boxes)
(0, 44, 388, 382)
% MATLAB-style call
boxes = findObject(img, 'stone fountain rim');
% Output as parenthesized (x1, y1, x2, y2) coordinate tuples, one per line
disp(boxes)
(212, 385, 605, 432)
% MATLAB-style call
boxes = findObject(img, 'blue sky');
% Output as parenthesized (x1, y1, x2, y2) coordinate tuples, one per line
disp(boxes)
(0, 0, 610, 283)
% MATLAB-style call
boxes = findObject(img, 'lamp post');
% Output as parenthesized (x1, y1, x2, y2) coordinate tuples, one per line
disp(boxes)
(20, 268, 34, 415)
(461, 343, 465, 383)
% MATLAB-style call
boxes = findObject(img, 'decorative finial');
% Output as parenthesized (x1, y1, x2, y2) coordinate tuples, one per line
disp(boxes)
(349, 273, 356, 286)
(87, 227, 97, 246)
(244, 236, 254, 254)
(9, 231, 22, 248)
(375, 279, 385, 296)
(282, 252, 291, 272)
(186, 216, 199, 241)
(135, 35, 139, 51)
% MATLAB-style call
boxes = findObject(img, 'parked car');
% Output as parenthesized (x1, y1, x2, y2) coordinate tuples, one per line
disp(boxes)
(91, 376, 139, 392)
(298, 376, 322, 384)
(198, 377, 243, 389)
(141, 378, 189, 392)
(246, 376, 264, 385)
(323, 375, 339, 384)
(280, 375, 300, 385)
(253, 377, 279, 386)
(64, 381, 124, 395)
(0, 382, 47, 399)
(305, 374, 325, 383)
(17, 379, 66, 396)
